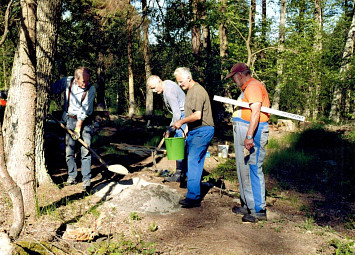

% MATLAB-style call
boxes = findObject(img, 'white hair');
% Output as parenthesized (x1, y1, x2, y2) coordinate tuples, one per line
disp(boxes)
(174, 67, 192, 79)
(147, 75, 161, 86)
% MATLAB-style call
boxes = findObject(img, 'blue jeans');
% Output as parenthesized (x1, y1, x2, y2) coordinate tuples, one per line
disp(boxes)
(65, 117, 93, 184)
(233, 117, 269, 213)
(185, 126, 214, 200)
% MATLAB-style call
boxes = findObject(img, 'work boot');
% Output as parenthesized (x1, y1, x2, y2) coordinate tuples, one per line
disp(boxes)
(242, 210, 267, 223)
(164, 169, 182, 182)
(179, 198, 201, 208)
(232, 206, 249, 215)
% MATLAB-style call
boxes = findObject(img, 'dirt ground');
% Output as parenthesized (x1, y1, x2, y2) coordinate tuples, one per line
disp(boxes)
(1, 117, 355, 254)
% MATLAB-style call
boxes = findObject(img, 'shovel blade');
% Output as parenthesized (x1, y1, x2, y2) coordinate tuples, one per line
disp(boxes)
(107, 164, 129, 175)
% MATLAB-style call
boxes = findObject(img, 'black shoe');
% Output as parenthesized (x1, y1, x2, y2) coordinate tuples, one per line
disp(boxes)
(242, 210, 267, 223)
(179, 179, 187, 188)
(164, 173, 182, 182)
(179, 198, 201, 208)
(232, 206, 249, 215)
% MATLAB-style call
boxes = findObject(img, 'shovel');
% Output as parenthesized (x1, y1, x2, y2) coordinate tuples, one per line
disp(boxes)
(50, 114, 129, 175)
(152, 136, 165, 170)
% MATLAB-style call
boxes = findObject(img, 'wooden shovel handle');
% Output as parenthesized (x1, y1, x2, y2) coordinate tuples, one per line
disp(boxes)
(49, 114, 108, 168)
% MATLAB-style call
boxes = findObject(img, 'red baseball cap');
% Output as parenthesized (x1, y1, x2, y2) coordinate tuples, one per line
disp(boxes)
(225, 63, 249, 79)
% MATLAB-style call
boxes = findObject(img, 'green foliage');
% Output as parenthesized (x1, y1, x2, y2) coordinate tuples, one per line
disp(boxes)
(343, 214, 355, 230)
(15, 241, 66, 255)
(148, 221, 158, 232)
(264, 126, 355, 200)
(203, 158, 237, 183)
(130, 212, 142, 221)
(329, 238, 354, 255)
(87, 234, 156, 254)
(300, 217, 316, 231)
(346, 129, 355, 143)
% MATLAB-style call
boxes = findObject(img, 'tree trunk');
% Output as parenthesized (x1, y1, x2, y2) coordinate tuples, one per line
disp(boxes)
(246, 4, 253, 66)
(272, 0, 286, 110)
(2, 0, 37, 218)
(308, 0, 323, 119)
(218, 0, 232, 113)
(251, 0, 256, 37)
(127, 2, 135, 118)
(142, 0, 153, 116)
(261, 0, 267, 43)
(329, 1, 355, 123)
(96, 52, 106, 110)
(191, 0, 201, 56)
(0, 123, 24, 240)
(35, 0, 62, 185)
(219, 0, 228, 76)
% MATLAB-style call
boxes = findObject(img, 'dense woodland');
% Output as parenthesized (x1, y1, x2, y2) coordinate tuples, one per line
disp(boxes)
(0, 0, 355, 240)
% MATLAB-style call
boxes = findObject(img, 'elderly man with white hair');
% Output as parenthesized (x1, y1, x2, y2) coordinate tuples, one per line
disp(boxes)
(172, 67, 214, 208)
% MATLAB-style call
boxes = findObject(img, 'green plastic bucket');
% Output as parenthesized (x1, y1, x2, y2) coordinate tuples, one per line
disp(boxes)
(165, 137, 185, 160)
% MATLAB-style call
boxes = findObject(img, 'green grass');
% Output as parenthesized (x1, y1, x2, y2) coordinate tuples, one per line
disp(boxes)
(329, 238, 354, 255)
(203, 158, 237, 183)
(88, 233, 156, 254)
(130, 212, 142, 221)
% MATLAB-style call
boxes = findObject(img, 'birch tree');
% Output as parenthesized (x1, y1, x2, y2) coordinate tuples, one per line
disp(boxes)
(272, 0, 286, 110)
(329, 0, 355, 123)
(2, 0, 37, 218)
(0, 0, 24, 239)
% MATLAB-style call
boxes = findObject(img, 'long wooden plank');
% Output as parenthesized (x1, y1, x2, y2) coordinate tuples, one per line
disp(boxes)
(213, 95, 306, 122)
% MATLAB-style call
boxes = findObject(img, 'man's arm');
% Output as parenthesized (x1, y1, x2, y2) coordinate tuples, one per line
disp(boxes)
(51, 77, 69, 94)
(244, 102, 261, 150)
(173, 111, 201, 130)
(165, 92, 182, 123)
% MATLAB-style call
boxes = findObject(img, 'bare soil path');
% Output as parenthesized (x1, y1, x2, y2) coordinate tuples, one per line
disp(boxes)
(1, 118, 354, 254)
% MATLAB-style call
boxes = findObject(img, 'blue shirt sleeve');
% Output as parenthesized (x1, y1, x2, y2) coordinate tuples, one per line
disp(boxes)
(51, 76, 71, 94)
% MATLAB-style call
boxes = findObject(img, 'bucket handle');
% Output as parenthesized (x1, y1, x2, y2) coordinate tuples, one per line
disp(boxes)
(167, 126, 186, 138)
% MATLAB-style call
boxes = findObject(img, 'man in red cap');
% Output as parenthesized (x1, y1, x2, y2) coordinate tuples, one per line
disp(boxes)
(226, 63, 270, 222)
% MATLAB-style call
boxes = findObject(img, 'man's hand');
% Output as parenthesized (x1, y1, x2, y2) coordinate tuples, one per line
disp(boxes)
(71, 127, 81, 140)
(173, 120, 183, 130)
(244, 137, 254, 151)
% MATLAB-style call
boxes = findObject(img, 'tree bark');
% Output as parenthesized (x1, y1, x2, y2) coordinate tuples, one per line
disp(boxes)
(272, 0, 286, 110)
(142, 0, 153, 116)
(329, 1, 355, 123)
(96, 52, 106, 110)
(251, 0, 256, 36)
(127, 1, 135, 118)
(2, 0, 37, 218)
(35, 0, 62, 185)
(191, 0, 201, 56)
(261, 0, 267, 42)
(0, 123, 24, 240)
(309, 0, 322, 119)
(219, 0, 228, 74)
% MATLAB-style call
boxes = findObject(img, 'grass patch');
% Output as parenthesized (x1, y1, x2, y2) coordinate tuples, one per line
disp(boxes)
(88, 233, 156, 254)
(264, 126, 355, 198)
(329, 238, 354, 255)
(130, 212, 142, 221)
(203, 158, 237, 183)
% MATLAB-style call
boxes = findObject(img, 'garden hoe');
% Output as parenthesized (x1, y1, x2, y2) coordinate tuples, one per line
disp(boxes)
(50, 114, 129, 176)
(152, 136, 165, 170)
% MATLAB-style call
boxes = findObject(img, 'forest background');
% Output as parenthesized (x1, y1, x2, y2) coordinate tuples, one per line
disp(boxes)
(0, 0, 355, 242)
